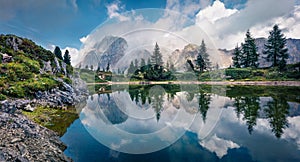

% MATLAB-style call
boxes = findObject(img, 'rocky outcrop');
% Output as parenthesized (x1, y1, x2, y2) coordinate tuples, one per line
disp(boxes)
(5, 36, 23, 51)
(0, 73, 88, 112)
(78, 36, 128, 69)
(0, 72, 88, 162)
(0, 111, 71, 162)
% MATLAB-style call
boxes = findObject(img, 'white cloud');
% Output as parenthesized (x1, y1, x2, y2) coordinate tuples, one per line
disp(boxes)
(200, 134, 239, 158)
(196, 0, 238, 24)
(282, 116, 300, 150)
(106, 1, 129, 21)
(195, 0, 298, 49)
(166, 0, 211, 18)
(62, 47, 80, 66)
(79, 35, 89, 43)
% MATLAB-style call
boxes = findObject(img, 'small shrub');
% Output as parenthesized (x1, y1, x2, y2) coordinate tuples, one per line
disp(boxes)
(0, 94, 6, 101)
(3, 85, 25, 98)
(225, 68, 252, 80)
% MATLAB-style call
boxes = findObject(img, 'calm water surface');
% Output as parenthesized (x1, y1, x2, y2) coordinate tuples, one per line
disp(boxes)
(61, 85, 300, 162)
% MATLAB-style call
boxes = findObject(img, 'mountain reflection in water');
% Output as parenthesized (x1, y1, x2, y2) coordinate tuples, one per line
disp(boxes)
(61, 85, 300, 162)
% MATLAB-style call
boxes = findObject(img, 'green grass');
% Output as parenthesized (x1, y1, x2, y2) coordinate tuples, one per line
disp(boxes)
(22, 106, 78, 136)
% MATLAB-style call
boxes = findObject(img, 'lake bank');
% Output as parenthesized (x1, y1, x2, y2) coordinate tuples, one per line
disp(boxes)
(87, 81, 300, 86)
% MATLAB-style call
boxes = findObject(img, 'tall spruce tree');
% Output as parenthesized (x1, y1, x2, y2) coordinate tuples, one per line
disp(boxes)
(140, 58, 146, 67)
(241, 30, 259, 68)
(232, 44, 241, 68)
(195, 53, 205, 73)
(263, 24, 289, 70)
(198, 40, 211, 70)
(151, 42, 164, 65)
(128, 61, 135, 74)
(54, 46, 63, 60)
(63, 50, 71, 65)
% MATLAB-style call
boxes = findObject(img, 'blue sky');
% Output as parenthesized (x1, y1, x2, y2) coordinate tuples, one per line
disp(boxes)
(0, 0, 248, 49)
(0, 0, 299, 65)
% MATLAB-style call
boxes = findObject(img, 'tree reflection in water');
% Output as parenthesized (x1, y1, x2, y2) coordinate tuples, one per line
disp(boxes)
(265, 97, 289, 138)
(99, 85, 299, 138)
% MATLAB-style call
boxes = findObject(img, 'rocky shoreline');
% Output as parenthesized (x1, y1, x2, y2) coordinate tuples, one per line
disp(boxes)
(0, 72, 88, 162)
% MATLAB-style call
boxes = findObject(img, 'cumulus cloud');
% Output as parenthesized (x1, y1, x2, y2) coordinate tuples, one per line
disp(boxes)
(196, 0, 238, 24)
(62, 47, 80, 66)
(166, 0, 211, 18)
(200, 134, 240, 158)
(195, 0, 299, 49)
(282, 116, 300, 150)
(106, 1, 129, 21)
(79, 35, 89, 44)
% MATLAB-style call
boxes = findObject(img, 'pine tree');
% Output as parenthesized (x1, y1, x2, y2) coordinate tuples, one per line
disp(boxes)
(232, 44, 241, 68)
(128, 61, 135, 74)
(54, 46, 63, 60)
(195, 54, 205, 73)
(263, 24, 289, 70)
(198, 40, 211, 70)
(140, 58, 146, 67)
(151, 42, 164, 65)
(134, 59, 139, 69)
(63, 50, 71, 65)
(215, 63, 219, 70)
(170, 63, 175, 72)
(241, 30, 259, 68)
(147, 58, 151, 65)
(106, 62, 110, 72)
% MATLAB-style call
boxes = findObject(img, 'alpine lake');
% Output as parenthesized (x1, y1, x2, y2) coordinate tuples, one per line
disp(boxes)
(61, 84, 300, 162)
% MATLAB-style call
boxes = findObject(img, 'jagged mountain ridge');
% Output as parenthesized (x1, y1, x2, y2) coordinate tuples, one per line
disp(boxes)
(78, 36, 128, 69)
(78, 35, 300, 71)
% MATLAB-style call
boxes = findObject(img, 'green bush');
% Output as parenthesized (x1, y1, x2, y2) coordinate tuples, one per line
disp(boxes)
(66, 64, 73, 75)
(225, 68, 252, 79)
(3, 85, 25, 98)
(0, 94, 6, 101)
(23, 77, 60, 94)
(63, 77, 72, 84)
(14, 55, 40, 73)
(286, 72, 300, 79)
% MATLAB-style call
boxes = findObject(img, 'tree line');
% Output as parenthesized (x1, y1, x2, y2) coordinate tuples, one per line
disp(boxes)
(53, 46, 71, 65)
(232, 24, 289, 70)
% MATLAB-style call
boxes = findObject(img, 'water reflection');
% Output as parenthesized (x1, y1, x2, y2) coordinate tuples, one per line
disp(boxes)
(62, 85, 300, 161)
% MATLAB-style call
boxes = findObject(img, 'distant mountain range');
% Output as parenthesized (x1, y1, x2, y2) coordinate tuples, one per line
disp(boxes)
(78, 36, 300, 71)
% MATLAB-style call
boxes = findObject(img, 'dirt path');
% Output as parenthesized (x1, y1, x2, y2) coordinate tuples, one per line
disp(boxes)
(87, 81, 300, 86)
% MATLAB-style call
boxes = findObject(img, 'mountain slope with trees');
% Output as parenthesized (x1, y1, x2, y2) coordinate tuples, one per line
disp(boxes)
(0, 34, 74, 100)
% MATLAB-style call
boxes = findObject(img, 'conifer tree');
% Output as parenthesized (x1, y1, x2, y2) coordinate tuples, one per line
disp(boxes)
(63, 50, 71, 65)
(106, 62, 110, 72)
(232, 44, 241, 68)
(263, 24, 289, 70)
(141, 58, 146, 67)
(198, 40, 211, 70)
(151, 42, 164, 65)
(54, 46, 63, 60)
(195, 54, 205, 73)
(134, 59, 139, 69)
(241, 30, 259, 68)
(128, 61, 135, 74)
